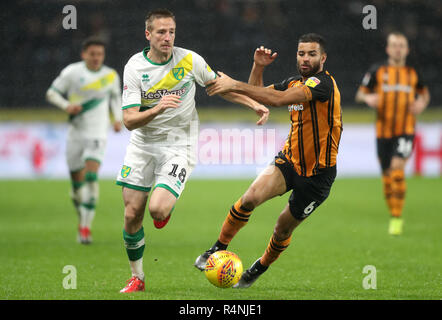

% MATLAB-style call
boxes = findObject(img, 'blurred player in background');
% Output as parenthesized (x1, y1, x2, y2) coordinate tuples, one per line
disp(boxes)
(194, 33, 343, 288)
(117, 8, 269, 293)
(355, 32, 430, 235)
(46, 37, 123, 244)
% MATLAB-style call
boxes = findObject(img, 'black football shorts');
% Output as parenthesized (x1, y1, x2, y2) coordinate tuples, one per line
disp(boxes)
(377, 135, 415, 171)
(274, 152, 336, 221)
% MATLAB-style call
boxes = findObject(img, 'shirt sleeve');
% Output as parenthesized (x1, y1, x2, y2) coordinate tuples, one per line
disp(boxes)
(46, 87, 70, 110)
(192, 52, 217, 87)
(122, 63, 141, 109)
(359, 64, 379, 93)
(110, 71, 123, 121)
(273, 76, 298, 91)
(50, 65, 72, 95)
(304, 73, 332, 102)
(414, 67, 427, 94)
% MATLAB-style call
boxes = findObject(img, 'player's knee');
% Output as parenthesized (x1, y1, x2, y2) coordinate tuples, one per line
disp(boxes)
(124, 202, 145, 223)
(242, 188, 262, 210)
(125, 213, 142, 228)
(390, 161, 406, 171)
(70, 186, 81, 203)
(148, 202, 171, 221)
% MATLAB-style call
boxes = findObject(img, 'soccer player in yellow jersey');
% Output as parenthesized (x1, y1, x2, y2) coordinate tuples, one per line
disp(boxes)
(194, 33, 343, 288)
(117, 9, 269, 293)
(46, 38, 123, 244)
(355, 32, 430, 235)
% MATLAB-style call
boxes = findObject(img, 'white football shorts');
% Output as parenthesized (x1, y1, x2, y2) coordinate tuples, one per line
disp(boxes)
(116, 142, 197, 198)
(66, 138, 107, 172)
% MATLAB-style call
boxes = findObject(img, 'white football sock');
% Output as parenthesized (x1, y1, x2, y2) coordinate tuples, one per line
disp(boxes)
(129, 258, 145, 281)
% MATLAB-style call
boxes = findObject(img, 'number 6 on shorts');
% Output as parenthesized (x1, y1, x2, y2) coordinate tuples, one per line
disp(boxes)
(303, 201, 317, 216)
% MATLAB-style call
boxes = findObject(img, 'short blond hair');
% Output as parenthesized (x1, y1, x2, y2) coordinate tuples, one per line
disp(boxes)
(145, 8, 175, 31)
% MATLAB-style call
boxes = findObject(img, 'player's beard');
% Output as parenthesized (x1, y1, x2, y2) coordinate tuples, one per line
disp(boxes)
(297, 60, 321, 78)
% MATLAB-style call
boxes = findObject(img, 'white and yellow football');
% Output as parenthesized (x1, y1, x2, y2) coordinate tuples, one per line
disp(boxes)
(204, 250, 243, 288)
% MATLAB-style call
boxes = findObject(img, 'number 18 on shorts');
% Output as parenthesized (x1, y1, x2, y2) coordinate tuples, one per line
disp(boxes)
(116, 142, 196, 198)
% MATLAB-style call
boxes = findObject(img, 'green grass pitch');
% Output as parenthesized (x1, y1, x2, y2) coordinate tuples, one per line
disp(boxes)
(0, 177, 441, 300)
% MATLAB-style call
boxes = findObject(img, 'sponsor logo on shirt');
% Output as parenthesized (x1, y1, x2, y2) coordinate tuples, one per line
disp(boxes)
(381, 84, 412, 92)
(142, 74, 150, 83)
(142, 87, 187, 100)
(288, 104, 304, 112)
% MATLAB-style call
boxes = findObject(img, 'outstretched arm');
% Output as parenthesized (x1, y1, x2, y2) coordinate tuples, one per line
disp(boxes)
(218, 92, 269, 125)
(207, 72, 309, 107)
(210, 46, 277, 125)
(248, 46, 278, 87)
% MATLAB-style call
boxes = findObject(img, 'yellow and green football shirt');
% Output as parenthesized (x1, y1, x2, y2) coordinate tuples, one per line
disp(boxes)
(50, 61, 122, 140)
(122, 46, 217, 146)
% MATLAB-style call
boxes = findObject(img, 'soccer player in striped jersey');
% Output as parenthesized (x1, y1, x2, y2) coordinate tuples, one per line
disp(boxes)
(117, 9, 269, 293)
(46, 37, 123, 244)
(355, 32, 430, 235)
(195, 33, 343, 288)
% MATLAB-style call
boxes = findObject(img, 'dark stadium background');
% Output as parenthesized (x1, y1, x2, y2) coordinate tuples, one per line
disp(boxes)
(1, 0, 441, 109)
(1, 0, 441, 303)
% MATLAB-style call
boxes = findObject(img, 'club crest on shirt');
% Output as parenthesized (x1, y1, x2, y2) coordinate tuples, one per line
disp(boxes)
(173, 67, 184, 80)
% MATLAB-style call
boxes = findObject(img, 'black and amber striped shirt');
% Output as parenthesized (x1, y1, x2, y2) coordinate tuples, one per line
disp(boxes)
(273, 70, 343, 177)
(359, 62, 426, 139)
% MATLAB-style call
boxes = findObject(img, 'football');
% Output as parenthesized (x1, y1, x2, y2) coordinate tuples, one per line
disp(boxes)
(204, 250, 243, 288)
